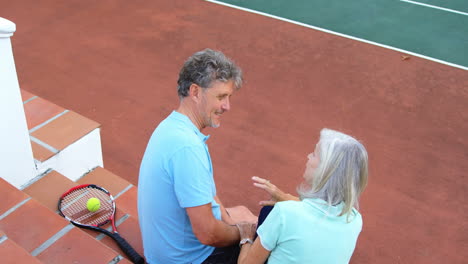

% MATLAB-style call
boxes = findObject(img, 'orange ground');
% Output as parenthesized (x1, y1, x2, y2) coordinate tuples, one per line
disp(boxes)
(4, 0, 468, 263)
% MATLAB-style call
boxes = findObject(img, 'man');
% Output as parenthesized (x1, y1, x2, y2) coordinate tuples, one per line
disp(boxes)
(138, 49, 256, 264)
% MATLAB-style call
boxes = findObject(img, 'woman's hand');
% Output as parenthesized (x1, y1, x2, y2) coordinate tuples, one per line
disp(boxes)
(236, 221, 257, 241)
(252, 176, 299, 206)
(236, 222, 271, 264)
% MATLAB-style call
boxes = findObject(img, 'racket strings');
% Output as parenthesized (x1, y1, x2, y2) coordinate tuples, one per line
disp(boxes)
(60, 187, 114, 227)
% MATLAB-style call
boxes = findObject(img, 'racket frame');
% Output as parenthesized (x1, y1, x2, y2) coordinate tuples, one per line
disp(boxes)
(58, 184, 116, 230)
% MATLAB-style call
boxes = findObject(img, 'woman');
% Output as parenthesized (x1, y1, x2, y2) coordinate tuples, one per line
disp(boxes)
(237, 128, 369, 264)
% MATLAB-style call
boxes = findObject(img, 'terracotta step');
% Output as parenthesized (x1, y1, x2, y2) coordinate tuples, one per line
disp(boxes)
(16, 89, 103, 184)
(22, 168, 144, 262)
(21, 89, 100, 154)
(0, 178, 29, 217)
(35, 227, 124, 264)
(20, 89, 36, 102)
(1, 90, 144, 262)
(30, 110, 100, 152)
(23, 170, 76, 212)
(0, 198, 70, 253)
(0, 229, 43, 264)
(23, 96, 65, 131)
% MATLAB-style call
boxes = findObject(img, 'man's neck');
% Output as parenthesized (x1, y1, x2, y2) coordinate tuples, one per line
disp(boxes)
(176, 101, 204, 131)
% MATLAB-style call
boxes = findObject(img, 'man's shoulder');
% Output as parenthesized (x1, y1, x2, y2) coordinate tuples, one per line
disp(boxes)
(147, 123, 202, 163)
(156, 115, 197, 142)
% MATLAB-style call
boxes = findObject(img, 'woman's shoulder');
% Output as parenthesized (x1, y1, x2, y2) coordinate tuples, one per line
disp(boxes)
(274, 200, 312, 215)
(276, 200, 303, 208)
(299, 199, 362, 222)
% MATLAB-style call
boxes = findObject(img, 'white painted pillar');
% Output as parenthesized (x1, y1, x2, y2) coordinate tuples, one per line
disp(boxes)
(0, 17, 36, 188)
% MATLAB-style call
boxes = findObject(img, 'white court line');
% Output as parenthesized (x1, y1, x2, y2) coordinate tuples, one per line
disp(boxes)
(205, 0, 468, 71)
(400, 0, 468, 16)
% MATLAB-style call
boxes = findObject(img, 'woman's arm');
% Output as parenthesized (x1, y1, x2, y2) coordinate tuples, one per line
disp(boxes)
(238, 237, 270, 264)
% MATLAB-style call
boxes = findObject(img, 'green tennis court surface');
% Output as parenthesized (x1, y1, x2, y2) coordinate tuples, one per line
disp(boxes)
(208, 0, 468, 69)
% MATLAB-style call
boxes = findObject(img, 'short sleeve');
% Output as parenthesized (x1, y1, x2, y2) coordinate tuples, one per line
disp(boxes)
(170, 146, 214, 208)
(257, 204, 284, 251)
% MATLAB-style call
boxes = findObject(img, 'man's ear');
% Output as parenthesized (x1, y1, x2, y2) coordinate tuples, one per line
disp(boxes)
(189, 84, 201, 101)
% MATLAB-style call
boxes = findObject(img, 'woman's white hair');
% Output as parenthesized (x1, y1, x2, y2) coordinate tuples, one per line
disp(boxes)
(298, 128, 368, 221)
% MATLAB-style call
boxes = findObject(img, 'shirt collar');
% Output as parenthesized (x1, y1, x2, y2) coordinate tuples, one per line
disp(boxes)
(303, 198, 345, 215)
(171, 111, 210, 142)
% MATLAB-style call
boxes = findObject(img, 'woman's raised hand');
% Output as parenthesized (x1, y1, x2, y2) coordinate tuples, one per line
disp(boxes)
(252, 176, 299, 206)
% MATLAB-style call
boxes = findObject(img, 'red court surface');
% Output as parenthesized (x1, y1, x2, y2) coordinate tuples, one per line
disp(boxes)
(3, 0, 468, 263)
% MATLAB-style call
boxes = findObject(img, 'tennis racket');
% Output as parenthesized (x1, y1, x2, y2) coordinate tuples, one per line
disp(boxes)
(58, 184, 145, 264)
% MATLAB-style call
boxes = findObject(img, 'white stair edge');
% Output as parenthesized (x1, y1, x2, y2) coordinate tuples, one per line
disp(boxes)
(22, 128, 104, 188)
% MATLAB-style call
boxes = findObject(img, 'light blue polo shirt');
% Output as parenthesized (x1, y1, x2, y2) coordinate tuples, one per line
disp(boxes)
(138, 111, 221, 264)
(257, 198, 362, 264)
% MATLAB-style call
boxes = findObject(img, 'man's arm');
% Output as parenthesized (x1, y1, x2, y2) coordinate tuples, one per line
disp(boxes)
(186, 203, 240, 247)
(215, 195, 259, 224)
(214, 195, 235, 225)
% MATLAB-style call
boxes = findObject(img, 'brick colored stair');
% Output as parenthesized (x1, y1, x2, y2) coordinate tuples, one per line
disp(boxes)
(1, 167, 143, 264)
(1, 89, 144, 263)
(19, 89, 103, 184)
(0, 228, 43, 264)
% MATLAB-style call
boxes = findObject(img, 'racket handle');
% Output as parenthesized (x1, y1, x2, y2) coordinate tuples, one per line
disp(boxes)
(112, 233, 145, 264)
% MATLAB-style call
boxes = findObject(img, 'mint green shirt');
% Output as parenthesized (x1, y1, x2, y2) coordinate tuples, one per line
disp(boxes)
(257, 198, 362, 264)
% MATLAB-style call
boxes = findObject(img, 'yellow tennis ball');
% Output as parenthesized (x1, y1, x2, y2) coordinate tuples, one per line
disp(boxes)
(87, 197, 101, 212)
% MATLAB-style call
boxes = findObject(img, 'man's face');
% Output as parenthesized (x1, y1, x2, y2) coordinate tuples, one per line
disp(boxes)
(198, 80, 235, 129)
